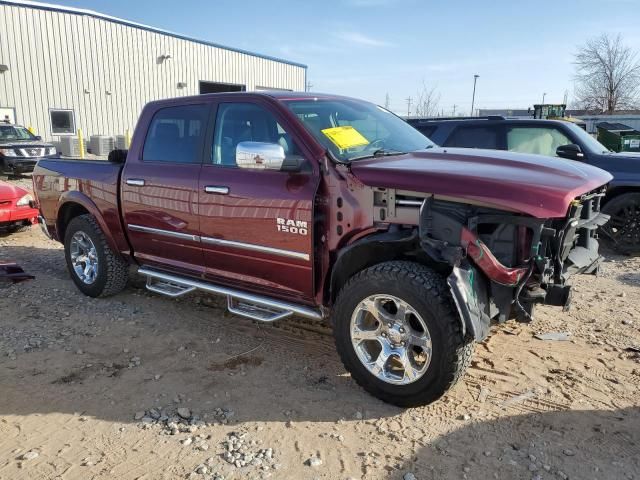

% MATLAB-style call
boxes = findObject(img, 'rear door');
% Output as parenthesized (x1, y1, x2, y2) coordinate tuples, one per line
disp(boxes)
(197, 100, 318, 303)
(121, 102, 210, 274)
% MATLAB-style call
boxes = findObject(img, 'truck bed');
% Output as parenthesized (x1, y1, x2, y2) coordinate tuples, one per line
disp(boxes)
(33, 158, 130, 255)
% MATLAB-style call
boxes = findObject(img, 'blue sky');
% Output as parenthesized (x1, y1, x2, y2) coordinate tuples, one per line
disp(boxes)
(48, 0, 640, 114)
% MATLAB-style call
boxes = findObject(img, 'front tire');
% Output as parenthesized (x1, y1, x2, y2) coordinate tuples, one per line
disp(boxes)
(332, 261, 474, 407)
(64, 214, 128, 297)
(601, 193, 640, 255)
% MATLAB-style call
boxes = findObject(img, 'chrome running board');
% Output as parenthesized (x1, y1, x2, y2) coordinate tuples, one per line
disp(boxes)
(139, 267, 322, 322)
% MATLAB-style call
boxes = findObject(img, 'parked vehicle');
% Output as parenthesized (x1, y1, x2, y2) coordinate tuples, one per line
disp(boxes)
(33, 92, 611, 406)
(532, 104, 586, 129)
(0, 180, 39, 232)
(0, 122, 58, 175)
(408, 116, 640, 254)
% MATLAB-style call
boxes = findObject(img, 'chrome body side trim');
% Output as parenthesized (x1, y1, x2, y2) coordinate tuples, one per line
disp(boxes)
(201, 236, 310, 261)
(127, 225, 310, 260)
(127, 224, 199, 242)
(139, 267, 322, 321)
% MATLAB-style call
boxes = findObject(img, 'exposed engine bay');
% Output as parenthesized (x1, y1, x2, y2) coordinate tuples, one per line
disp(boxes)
(418, 187, 609, 341)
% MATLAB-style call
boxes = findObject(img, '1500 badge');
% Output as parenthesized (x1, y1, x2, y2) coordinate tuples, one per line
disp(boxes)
(277, 217, 308, 236)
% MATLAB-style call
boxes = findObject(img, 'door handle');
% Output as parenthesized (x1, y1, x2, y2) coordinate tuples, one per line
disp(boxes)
(204, 185, 229, 194)
(126, 178, 145, 186)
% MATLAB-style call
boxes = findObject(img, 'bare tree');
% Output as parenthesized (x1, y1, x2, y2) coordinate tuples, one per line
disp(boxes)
(574, 34, 640, 113)
(413, 82, 440, 117)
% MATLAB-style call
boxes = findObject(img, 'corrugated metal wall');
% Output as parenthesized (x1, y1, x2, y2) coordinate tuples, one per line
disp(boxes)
(0, 2, 306, 141)
(577, 115, 640, 134)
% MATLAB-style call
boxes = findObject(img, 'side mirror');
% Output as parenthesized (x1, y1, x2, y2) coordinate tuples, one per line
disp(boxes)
(108, 149, 128, 164)
(236, 141, 304, 172)
(556, 143, 584, 160)
(35, 136, 42, 141)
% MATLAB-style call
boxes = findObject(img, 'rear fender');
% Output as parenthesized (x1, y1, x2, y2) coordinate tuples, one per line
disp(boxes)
(57, 191, 120, 254)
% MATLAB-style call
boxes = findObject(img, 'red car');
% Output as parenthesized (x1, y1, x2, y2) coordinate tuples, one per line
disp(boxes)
(0, 180, 39, 232)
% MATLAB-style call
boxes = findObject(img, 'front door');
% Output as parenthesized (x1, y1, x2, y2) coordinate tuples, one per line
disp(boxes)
(198, 101, 318, 303)
(121, 102, 210, 274)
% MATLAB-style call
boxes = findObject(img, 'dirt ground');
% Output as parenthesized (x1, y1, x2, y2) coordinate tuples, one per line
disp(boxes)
(1, 176, 639, 480)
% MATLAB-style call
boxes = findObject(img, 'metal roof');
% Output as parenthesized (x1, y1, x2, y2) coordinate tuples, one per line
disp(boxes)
(0, 0, 307, 69)
(596, 122, 635, 131)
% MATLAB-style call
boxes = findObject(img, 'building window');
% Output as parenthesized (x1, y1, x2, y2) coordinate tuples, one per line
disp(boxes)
(50, 109, 76, 135)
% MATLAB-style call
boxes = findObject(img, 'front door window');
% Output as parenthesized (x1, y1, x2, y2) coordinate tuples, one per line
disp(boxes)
(507, 127, 572, 157)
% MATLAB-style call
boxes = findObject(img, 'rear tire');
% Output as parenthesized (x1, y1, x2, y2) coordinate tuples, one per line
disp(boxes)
(601, 193, 640, 255)
(332, 261, 474, 407)
(64, 214, 128, 297)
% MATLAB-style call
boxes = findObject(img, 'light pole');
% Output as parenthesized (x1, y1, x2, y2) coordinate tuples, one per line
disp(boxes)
(470, 74, 479, 116)
(542, 92, 547, 104)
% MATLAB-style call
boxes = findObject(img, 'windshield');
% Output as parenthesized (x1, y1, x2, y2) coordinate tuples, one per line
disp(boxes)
(0, 125, 36, 141)
(564, 123, 611, 154)
(284, 98, 434, 162)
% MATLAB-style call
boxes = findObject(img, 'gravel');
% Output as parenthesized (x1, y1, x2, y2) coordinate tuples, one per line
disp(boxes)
(20, 450, 39, 460)
(305, 456, 322, 467)
(221, 431, 276, 470)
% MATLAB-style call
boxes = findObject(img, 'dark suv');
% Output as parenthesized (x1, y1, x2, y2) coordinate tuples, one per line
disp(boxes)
(408, 116, 640, 254)
(0, 122, 58, 175)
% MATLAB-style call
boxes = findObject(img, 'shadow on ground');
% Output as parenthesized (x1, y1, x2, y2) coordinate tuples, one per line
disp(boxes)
(0, 243, 403, 426)
(399, 407, 640, 480)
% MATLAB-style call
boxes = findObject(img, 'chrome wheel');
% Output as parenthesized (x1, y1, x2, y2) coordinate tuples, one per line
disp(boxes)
(350, 294, 432, 385)
(69, 231, 99, 285)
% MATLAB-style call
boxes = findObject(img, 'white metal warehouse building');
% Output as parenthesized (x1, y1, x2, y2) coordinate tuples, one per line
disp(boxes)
(0, 0, 307, 142)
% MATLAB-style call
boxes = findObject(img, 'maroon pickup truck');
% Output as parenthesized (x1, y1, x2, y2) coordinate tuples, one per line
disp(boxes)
(33, 92, 612, 406)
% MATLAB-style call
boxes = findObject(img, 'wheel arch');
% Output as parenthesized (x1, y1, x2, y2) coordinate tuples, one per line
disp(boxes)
(328, 228, 421, 304)
(603, 185, 640, 206)
(56, 192, 120, 255)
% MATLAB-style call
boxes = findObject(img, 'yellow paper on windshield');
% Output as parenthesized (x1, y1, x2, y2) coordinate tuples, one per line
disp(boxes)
(321, 126, 369, 149)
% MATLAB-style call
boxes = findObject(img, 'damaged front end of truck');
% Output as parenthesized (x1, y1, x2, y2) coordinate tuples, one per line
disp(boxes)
(419, 188, 609, 341)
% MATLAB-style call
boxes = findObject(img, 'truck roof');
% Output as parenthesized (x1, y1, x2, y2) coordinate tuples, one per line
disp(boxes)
(407, 117, 575, 127)
(145, 91, 358, 108)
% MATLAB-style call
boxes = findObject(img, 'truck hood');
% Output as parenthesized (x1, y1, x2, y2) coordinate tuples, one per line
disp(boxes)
(350, 148, 613, 218)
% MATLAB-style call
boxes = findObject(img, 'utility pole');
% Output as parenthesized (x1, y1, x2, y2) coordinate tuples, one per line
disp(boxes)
(542, 92, 547, 104)
(406, 96, 412, 117)
(306, 80, 313, 92)
(563, 90, 568, 105)
(452, 104, 457, 116)
(470, 74, 479, 116)
(384, 93, 391, 110)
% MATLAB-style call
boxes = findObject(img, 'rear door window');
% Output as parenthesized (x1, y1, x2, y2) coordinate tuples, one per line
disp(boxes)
(143, 104, 209, 163)
(444, 126, 499, 149)
(507, 127, 572, 157)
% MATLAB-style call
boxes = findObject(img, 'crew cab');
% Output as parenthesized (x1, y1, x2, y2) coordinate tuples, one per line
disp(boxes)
(408, 116, 640, 253)
(0, 122, 58, 175)
(33, 92, 612, 407)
